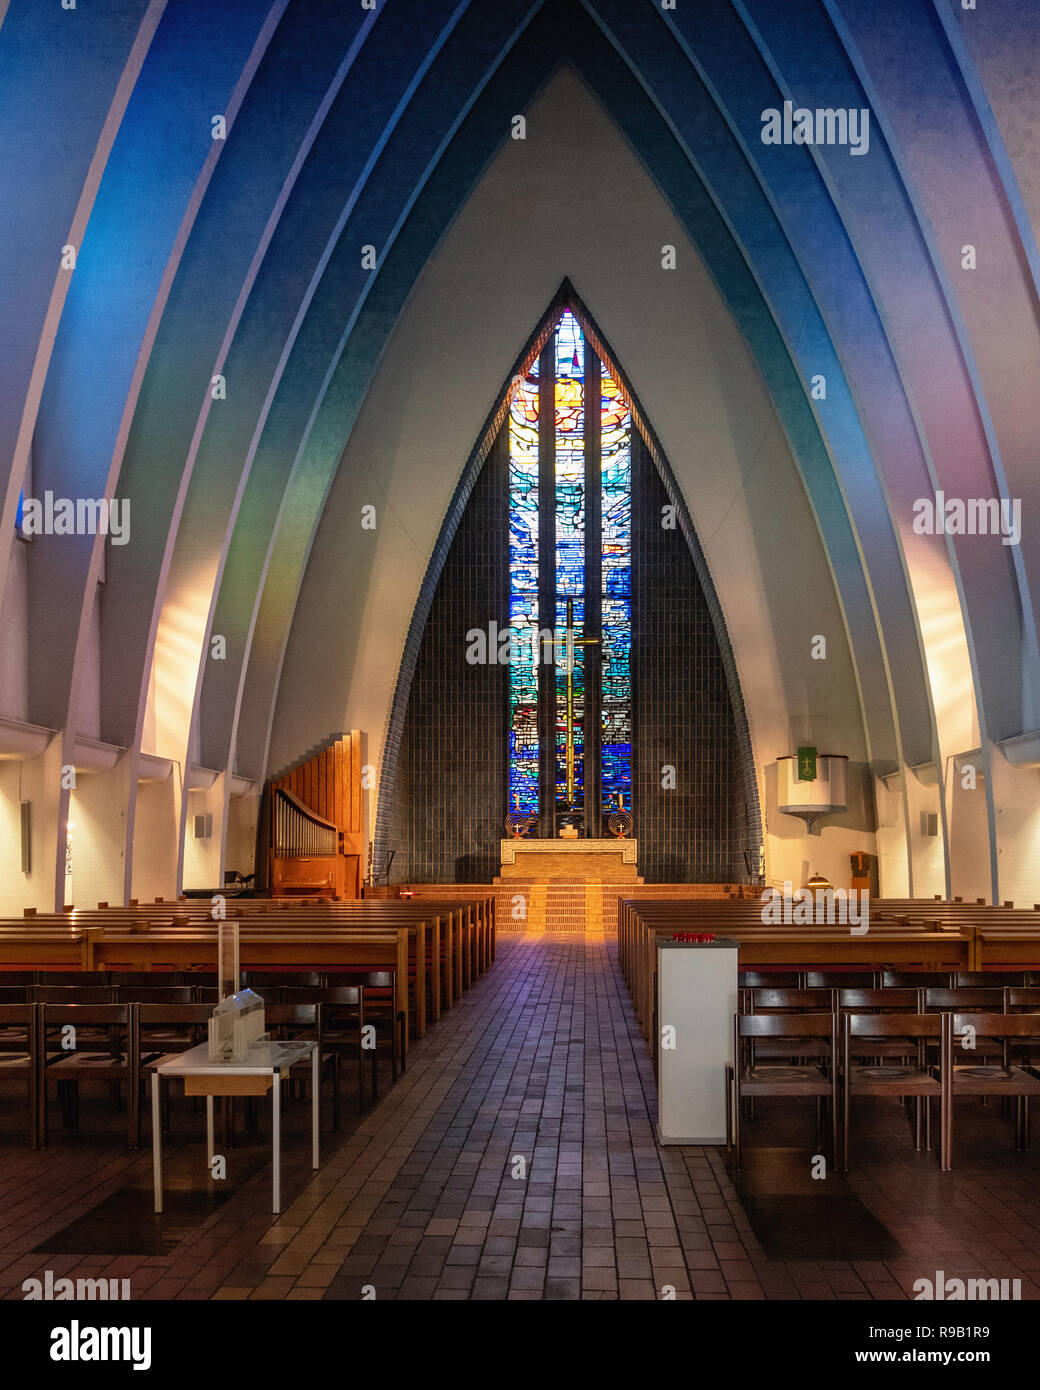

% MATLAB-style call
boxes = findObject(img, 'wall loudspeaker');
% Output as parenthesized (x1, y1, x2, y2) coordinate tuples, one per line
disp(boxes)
(20, 801, 31, 873)
(921, 811, 939, 837)
(193, 814, 213, 840)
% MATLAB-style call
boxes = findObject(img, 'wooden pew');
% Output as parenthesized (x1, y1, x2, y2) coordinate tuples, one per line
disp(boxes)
(616, 899, 980, 1044)
(0, 895, 496, 1043)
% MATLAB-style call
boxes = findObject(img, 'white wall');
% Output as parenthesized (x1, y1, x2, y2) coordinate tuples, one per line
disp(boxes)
(991, 753, 1040, 907)
(68, 753, 132, 908)
(947, 753, 993, 902)
(224, 789, 259, 884)
(0, 541, 29, 722)
(183, 772, 226, 891)
(131, 772, 178, 902)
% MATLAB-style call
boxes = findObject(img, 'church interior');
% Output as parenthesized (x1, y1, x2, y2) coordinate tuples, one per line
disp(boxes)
(2, 0, 1040, 1339)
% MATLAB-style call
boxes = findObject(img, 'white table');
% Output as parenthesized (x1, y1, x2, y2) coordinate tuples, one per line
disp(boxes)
(151, 1040, 319, 1215)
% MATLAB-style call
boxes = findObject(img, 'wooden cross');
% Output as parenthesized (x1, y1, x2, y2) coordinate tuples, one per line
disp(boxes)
(558, 597, 598, 807)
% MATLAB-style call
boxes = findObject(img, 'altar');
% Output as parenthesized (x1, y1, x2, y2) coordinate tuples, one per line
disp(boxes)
(499, 838, 639, 881)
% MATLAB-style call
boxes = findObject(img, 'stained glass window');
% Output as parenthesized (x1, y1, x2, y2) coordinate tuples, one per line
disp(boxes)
(554, 312, 585, 817)
(507, 309, 632, 830)
(600, 368, 632, 809)
(507, 356, 540, 815)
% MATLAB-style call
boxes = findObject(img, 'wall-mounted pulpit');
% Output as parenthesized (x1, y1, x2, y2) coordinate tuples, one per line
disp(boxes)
(499, 837, 639, 881)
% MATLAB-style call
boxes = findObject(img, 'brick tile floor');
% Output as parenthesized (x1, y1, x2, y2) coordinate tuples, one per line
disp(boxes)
(2, 934, 1040, 1299)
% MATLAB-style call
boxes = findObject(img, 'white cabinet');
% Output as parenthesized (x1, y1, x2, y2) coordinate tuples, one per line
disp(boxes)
(656, 939, 739, 1145)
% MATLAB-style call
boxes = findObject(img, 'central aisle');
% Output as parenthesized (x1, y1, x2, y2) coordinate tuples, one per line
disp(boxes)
(261, 933, 755, 1300)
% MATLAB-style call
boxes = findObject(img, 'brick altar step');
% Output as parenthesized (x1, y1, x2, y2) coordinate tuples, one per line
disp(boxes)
(402, 881, 756, 932)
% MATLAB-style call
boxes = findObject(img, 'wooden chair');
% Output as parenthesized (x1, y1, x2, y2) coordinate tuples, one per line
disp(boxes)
(328, 970, 405, 1080)
(925, 987, 1004, 1063)
(726, 1012, 838, 1168)
(1005, 988, 1040, 1064)
(842, 1012, 948, 1170)
(279, 987, 367, 1126)
(135, 1002, 214, 1144)
(0, 987, 31, 1050)
(39, 1003, 137, 1148)
(948, 1012, 1040, 1154)
(262, 1002, 323, 1118)
(34, 986, 116, 1048)
(747, 988, 835, 1059)
(0, 1003, 39, 1145)
(837, 988, 921, 1059)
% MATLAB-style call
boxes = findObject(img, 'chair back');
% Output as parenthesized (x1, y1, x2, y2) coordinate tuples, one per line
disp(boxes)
(738, 971, 798, 989)
(1007, 987, 1040, 1011)
(839, 988, 919, 1011)
(35, 972, 109, 987)
(33, 985, 114, 1004)
(278, 986, 363, 1007)
(804, 971, 876, 989)
(846, 1012, 942, 1039)
(40, 1003, 131, 1059)
(925, 987, 1003, 1012)
(249, 972, 324, 990)
(108, 972, 178, 987)
(954, 972, 1027, 988)
(951, 1011, 1040, 1039)
(40, 1003, 130, 1028)
(750, 988, 834, 1012)
(263, 1003, 319, 1034)
(113, 985, 195, 1004)
(0, 1002, 36, 1029)
(738, 1012, 835, 1039)
(882, 971, 952, 989)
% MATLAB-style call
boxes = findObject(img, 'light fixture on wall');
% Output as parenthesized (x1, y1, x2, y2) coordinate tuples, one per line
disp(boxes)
(777, 749, 848, 834)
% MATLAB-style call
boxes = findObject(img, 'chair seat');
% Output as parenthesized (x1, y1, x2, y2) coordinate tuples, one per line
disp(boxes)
(848, 1064, 939, 1095)
(45, 1053, 130, 1077)
(139, 1029, 194, 1047)
(951, 1064, 1040, 1095)
(740, 1064, 831, 1095)
(142, 1052, 185, 1072)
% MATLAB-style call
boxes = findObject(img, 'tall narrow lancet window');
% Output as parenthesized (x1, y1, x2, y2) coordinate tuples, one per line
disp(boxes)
(600, 368, 632, 810)
(507, 354, 540, 816)
(507, 308, 632, 834)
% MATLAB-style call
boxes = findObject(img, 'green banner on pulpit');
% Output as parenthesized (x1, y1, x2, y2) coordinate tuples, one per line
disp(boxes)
(796, 745, 818, 781)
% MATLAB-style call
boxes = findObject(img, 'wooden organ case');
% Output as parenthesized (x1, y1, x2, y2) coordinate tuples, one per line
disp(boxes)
(261, 731, 364, 899)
